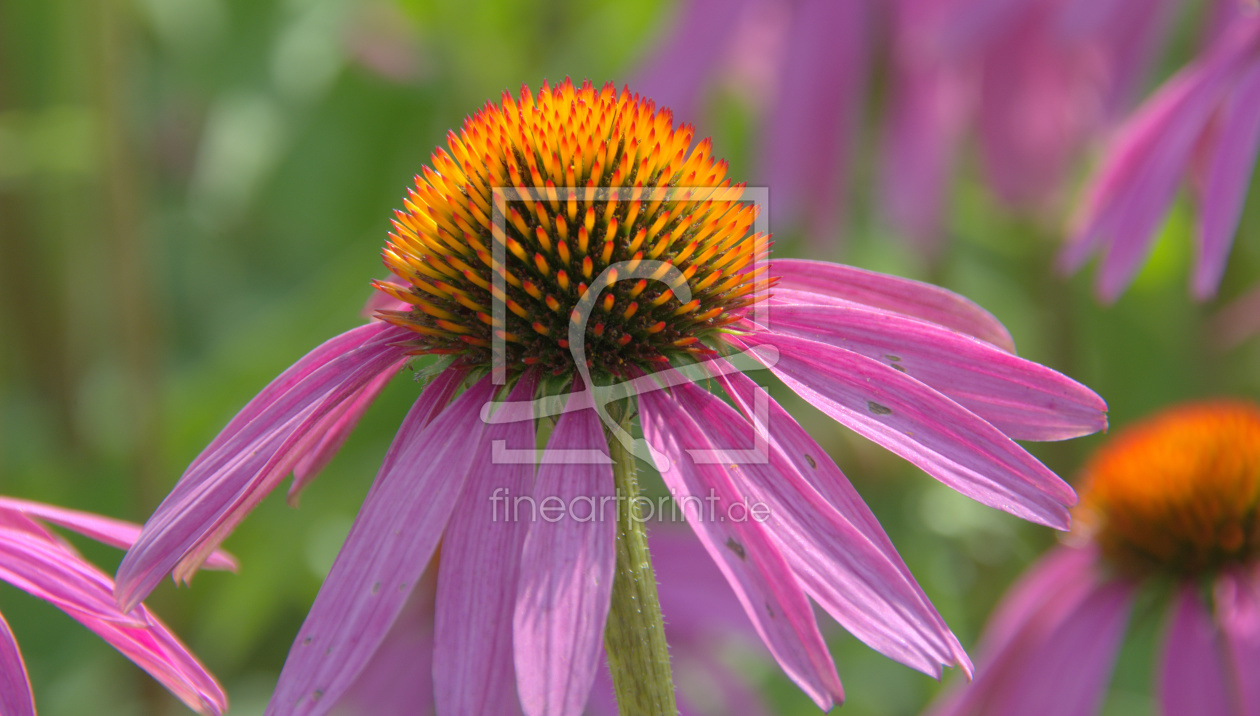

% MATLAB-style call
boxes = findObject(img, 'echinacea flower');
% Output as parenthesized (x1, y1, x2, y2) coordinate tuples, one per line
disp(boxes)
(0, 497, 229, 715)
(115, 79, 1106, 715)
(882, 0, 1174, 255)
(1062, 8, 1260, 302)
(331, 526, 777, 716)
(926, 399, 1260, 716)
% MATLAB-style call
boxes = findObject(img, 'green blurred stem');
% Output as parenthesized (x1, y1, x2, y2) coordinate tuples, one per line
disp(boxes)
(603, 412, 678, 716)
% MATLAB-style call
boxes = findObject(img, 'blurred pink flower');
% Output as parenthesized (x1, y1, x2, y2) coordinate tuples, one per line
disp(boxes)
(881, 0, 1175, 256)
(0, 497, 230, 716)
(1062, 9, 1260, 301)
(635, 0, 876, 239)
(926, 399, 1260, 716)
(115, 82, 1107, 716)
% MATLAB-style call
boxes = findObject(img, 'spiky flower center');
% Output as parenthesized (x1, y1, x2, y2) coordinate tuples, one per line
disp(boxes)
(375, 79, 769, 377)
(1075, 400, 1260, 577)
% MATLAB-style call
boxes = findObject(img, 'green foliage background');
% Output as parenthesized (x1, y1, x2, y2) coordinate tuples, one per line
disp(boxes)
(0, 0, 1257, 714)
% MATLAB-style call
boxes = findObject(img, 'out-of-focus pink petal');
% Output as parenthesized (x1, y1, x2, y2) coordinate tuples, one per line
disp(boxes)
(879, 50, 970, 255)
(771, 258, 1016, 351)
(1215, 569, 1260, 716)
(116, 324, 412, 611)
(433, 374, 538, 716)
(513, 387, 616, 716)
(265, 378, 494, 716)
(981, 580, 1134, 716)
(977, 10, 1104, 206)
(738, 331, 1075, 528)
(672, 379, 969, 677)
(766, 302, 1107, 440)
(1159, 585, 1233, 716)
(639, 385, 845, 710)
(288, 362, 402, 502)
(0, 498, 237, 570)
(1063, 21, 1258, 301)
(633, 0, 754, 122)
(0, 612, 35, 716)
(925, 546, 1104, 716)
(759, 0, 870, 237)
(1195, 62, 1260, 299)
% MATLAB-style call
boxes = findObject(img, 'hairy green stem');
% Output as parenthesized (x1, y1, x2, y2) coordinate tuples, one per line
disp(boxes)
(603, 413, 678, 716)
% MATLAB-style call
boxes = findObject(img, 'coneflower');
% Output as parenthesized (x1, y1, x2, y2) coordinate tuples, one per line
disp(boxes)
(116, 79, 1106, 716)
(926, 399, 1260, 716)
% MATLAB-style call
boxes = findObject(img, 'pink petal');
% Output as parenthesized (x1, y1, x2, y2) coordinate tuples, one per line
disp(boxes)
(513, 387, 616, 716)
(771, 258, 1016, 351)
(766, 302, 1107, 440)
(433, 373, 539, 715)
(78, 605, 229, 716)
(0, 497, 237, 570)
(672, 379, 968, 677)
(116, 325, 411, 610)
(639, 385, 845, 710)
(0, 613, 34, 716)
(0, 514, 145, 625)
(288, 362, 401, 502)
(738, 331, 1076, 528)
(266, 377, 494, 716)
(1195, 62, 1260, 299)
(982, 580, 1134, 716)
(1159, 585, 1233, 716)
(1216, 569, 1260, 716)
(0, 513, 226, 714)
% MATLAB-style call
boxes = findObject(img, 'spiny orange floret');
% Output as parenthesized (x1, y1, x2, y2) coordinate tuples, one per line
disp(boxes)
(1074, 399, 1260, 577)
(376, 79, 771, 375)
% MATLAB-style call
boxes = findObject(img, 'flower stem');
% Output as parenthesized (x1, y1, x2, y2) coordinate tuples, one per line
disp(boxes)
(603, 412, 678, 716)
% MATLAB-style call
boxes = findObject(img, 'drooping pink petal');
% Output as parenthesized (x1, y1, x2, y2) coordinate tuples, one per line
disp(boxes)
(765, 302, 1107, 440)
(0, 498, 237, 570)
(116, 324, 412, 611)
(513, 387, 616, 716)
(1159, 586, 1232, 716)
(332, 564, 438, 716)
(736, 331, 1076, 528)
(638, 385, 845, 710)
(0, 513, 227, 714)
(266, 377, 494, 716)
(672, 379, 969, 677)
(1214, 569, 1260, 716)
(0, 514, 146, 625)
(759, 0, 871, 237)
(980, 580, 1134, 716)
(78, 605, 228, 716)
(1195, 62, 1260, 299)
(288, 361, 402, 501)
(190, 322, 397, 472)
(0, 612, 35, 716)
(433, 373, 538, 716)
(1210, 281, 1260, 350)
(770, 258, 1016, 351)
